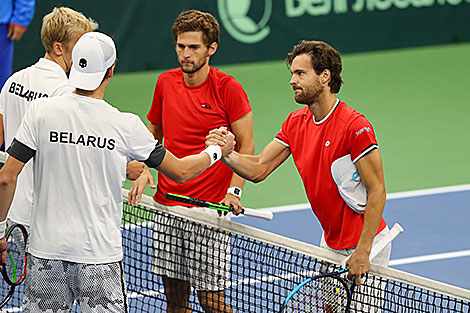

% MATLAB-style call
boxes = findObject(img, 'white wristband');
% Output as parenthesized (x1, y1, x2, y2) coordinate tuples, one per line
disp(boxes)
(227, 187, 242, 199)
(203, 145, 222, 167)
(0, 219, 7, 238)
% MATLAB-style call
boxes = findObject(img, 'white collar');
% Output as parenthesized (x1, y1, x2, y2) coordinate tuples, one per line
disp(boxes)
(35, 58, 67, 78)
(313, 98, 340, 125)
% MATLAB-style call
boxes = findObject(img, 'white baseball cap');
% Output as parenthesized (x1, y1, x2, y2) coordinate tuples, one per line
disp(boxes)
(69, 32, 116, 91)
(331, 154, 367, 214)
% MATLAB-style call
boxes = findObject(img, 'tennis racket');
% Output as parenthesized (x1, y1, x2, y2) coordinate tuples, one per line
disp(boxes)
(0, 223, 28, 309)
(280, 223, 404, 313)
(164, 193, 274, 220)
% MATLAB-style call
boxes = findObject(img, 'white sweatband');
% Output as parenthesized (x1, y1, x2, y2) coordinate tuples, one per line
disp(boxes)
(0, 219, 7, 238)
(203, 145, 222, 167)
(227, 187, 242, 199)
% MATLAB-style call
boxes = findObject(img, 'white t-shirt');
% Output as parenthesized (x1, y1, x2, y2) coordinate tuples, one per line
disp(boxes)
(13, 93, 158, 263)
(0, 58, 73, 226)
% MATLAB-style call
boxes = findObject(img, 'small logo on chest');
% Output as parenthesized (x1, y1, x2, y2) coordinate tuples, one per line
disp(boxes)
(325, 140, 331, 147)
(202, 103, 212, 109)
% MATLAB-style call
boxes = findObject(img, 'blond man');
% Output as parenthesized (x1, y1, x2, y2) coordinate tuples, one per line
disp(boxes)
(0, 7, 97, 229)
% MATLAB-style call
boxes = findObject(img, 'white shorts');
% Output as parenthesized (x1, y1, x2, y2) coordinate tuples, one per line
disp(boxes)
(151, 202, 231, 291)
(23, 254, 128, 313)
(320, 226, 392, 313)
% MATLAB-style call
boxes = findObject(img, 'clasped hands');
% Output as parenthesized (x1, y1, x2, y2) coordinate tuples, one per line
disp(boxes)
(206, 126, 235, 157)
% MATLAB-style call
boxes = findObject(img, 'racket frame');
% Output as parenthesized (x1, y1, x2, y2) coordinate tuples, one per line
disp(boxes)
(0, 223, 28, 287)
(0, 284, 15, 309)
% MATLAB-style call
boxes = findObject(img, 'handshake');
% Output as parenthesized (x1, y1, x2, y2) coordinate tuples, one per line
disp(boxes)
(206, 126, 236, 159)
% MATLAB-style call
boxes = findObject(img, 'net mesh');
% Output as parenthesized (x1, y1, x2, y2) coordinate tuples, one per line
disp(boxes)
(0, 151, 469, 312)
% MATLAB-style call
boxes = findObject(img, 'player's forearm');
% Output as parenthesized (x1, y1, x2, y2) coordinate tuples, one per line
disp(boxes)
(0, 174, 17, 221)
(355, 187, 386, 254)
(158, 145, 227, 184)
(223, 152, 269, 183)
(170, 154, 211, 183)
(228, 173, 246, 190)
(229, 134, 255, 188)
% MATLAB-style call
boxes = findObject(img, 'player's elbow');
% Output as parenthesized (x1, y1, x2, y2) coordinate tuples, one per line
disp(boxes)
(248, 170, 271, 183)
(250, 174, 266, 183)
(170, 169, 194, 184)
(251, 165, 275, 183)
(0, 172, 17, 188)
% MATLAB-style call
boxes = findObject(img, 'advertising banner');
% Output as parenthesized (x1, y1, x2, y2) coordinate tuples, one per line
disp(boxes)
(13, 0, 470, 72)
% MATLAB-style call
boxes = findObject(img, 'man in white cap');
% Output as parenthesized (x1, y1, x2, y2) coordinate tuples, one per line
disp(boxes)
(0, 32, 234, 312)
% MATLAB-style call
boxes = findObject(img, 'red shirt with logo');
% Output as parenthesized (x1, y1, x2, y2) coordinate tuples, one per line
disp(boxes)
(275, 100, 387, 249)
(147, 66, 252, 205)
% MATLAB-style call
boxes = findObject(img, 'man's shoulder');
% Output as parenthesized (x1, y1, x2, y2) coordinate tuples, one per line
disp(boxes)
(288, 106, 311, 120)
(336, 101, 368, 122)
(158, 68, 182, 80)
(105, 107, 142, 127)
(3, 65, 32, 84)
(336, 101, 373, 132)
(12, 59, 54, 80)
(210, 67, 238, 84)
(209, 67, 247, 98)
(2, 61, 67, 96)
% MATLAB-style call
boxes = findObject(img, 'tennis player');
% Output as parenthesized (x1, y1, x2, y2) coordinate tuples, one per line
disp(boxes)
(130, 9, 253, 313)
(207, 41, 391, 285)
(0, 7, 98, 230)
(0, 32, 234, 312)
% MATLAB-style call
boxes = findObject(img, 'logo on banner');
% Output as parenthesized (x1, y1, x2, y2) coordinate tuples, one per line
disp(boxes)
(217, 0, 272, 44)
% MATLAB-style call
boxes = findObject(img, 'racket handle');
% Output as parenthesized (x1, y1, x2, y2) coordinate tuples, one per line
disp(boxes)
(341, 223, 404, 267)
(369, 223, 404, 260)
(241, 208, 274, 220)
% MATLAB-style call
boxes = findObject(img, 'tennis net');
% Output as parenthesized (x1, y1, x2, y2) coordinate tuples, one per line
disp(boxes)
(0, 151, 469, 312)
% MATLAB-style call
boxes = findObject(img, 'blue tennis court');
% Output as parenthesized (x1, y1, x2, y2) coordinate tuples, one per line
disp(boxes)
(234, 185, 470, 291)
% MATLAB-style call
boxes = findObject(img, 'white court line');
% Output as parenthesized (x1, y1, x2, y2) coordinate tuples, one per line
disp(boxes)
(386, 184, 470, 200)
(255, 184, 470, 213)
(389, 249, 470, 266)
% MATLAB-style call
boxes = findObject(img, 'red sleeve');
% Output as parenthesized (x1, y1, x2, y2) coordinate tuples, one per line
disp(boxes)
(220, 76, 251, 124)
(346, 116, 378, 163)
(147, 76, 163, 125)
(274, 115, 290, 146)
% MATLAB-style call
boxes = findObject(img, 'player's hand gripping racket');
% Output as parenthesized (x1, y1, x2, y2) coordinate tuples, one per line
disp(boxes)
(0, 223, 28, 309)
(279, 223, 404, 313)
(164, 193, 274, 220)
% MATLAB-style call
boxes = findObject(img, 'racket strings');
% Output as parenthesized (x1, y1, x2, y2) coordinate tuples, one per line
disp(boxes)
(285, 277, 349, 313)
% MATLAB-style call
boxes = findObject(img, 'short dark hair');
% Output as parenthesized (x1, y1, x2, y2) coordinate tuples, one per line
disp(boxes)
(172, 10, 219, 47)
(286, 40, 343, 93)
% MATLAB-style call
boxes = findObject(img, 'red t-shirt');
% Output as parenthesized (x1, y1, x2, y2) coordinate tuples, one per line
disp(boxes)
(275, 100, 387, 250)
(147, 66, 252, 205)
